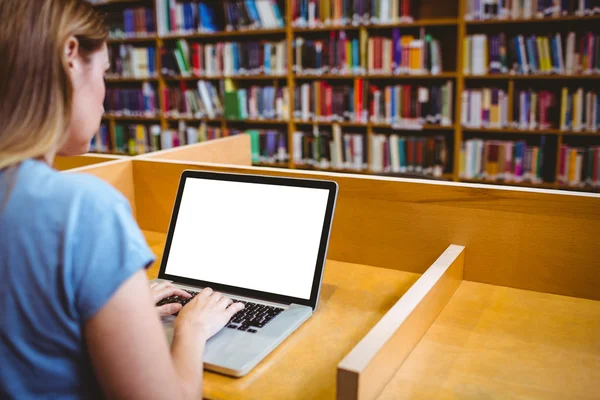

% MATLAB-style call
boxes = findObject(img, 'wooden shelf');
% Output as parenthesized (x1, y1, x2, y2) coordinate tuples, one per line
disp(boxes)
(555, 184, 600, 193)
(164, 75, 287, 81)
(465, 74, 600, 80)
(292, 18, 458, 32)
(103, 114, 160, 121)
(165, 116, 288, 125)
(89, 0, 145, 5)
(160, 28, 286, 40)
(294, 120, 455, 131)
(463, 127, 600, 136)
(294, 72, 456, 79)
(253, 161, 290, 168)
(462, 127, 561, 135)
(465, 15, 600, 25)
(106, 35, 157, 43)
(105, 76, 158, 82)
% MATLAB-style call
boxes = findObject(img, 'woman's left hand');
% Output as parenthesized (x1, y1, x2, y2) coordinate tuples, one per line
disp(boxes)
(150, 281, 192, 317)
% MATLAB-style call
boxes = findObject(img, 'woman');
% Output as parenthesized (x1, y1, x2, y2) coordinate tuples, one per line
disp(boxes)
(0, 1, 243, 398)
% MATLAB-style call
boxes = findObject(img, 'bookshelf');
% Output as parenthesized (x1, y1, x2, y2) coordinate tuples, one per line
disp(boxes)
(91, 0, 600, 192)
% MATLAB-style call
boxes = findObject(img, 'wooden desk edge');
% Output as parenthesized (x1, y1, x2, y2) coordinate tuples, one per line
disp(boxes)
(336, 244, 465, 400)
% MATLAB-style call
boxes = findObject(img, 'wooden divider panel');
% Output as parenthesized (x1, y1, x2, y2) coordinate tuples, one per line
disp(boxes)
(337, 245, 465, 400)
(130, 159, 600, 301)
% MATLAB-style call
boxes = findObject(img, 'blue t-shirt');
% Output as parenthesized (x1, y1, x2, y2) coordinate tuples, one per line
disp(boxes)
(0, 159, 156, 399)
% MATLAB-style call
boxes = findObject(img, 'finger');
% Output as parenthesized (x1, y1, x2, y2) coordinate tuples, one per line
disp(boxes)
(226, 302, 245, 317)
(217, 296, 233, 309)
(151, 281, 170, 292)
(153, 286, 189, 302)
(198, 287, 214, 299)
(207, 292, 223, 306)
(157, 303, 182, 317)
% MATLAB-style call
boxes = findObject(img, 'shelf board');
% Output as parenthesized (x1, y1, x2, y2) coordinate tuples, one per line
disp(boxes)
(164, 75, 287, 81)
(253, 161, 290, 168)
(89, 0, 146, 5)
(103, 114, 161, 121)
(165, 116, 288, 125)
(460, 178, 556, 190)
(160, 28, 286, 40)
(107, 35, 157, 43)
(465, 15, 600, 25)
(292, 18, 458, 32)
(462, 127, 561, 135)
(465, 74, 600, 80)
(463, 127, 600, 136)
(295, 72, 456, 79)
(105, 76, 158, 82)
(294, 164, 453, 180)
(294, 120, 455, 130)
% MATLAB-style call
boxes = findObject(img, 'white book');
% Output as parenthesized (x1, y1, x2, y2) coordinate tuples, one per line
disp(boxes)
(390, 135, 400, 173)
(472, 90, 483, 128)
(556, 33, 565, 74)
(566, 32, 576, 75)
(576, 88, 584, 131)
(472, 35, 488, 75)
(461, 90, 470, 126)
(333, 124, 344, 169)
(292, 132, 303, 163)
(197, 81, 215, 118)
(353, 134, 364, 170)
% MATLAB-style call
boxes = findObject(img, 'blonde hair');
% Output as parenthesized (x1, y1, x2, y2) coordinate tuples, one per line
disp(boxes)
(0, 0, 108, 170)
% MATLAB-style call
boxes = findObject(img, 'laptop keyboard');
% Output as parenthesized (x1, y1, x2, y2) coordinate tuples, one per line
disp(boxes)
(156, 290, 284, 333)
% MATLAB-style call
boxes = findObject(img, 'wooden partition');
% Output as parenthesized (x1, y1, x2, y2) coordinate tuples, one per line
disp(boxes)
(337, 245, 465, 400)
(141, 134, 251, 166)
(53, 153, 124, 171)
(128, 159, 600, 301)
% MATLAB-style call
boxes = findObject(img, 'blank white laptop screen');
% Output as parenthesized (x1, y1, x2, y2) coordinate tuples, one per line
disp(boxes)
(164, 177, 331, 300)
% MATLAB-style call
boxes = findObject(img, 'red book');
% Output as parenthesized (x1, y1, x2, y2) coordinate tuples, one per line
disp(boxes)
(326, 85, 333, 117)
(416, 138, 423, 170)
(403, 85, 411, 119)
(191, 44, 201, 76)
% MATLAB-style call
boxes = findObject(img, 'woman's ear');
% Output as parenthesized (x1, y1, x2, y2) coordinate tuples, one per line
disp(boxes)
(64, 36, 82, 84)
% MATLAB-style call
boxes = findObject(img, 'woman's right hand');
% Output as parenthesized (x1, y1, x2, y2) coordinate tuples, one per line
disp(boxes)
(174, 288, 244, 340)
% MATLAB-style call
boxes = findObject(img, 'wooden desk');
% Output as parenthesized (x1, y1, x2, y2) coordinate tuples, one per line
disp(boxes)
(142, 231, 421, 400)
(376, 281, 600, 400)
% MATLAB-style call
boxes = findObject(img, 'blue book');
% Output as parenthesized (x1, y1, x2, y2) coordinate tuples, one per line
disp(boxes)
(124, 9, 133, 36)
(514, 37, 523, 74)
(398, 138, 406, 169)
(147, 47, 156, 75)
(244, 0, 261, 27)
(391, 87, 396, 122)
(392, 28, 401, 71)
(198, 2, 218, 32)
(526, 36, 537, 73)
(352, 38, 359, 71)
(145, 9, 155, 33)
(270, 1, 285, 27)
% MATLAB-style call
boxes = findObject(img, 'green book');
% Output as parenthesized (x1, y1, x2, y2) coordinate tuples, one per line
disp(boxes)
(115, 125, 125, 153)
(246, 130, 260, 163)
(224, 91, 241, 120)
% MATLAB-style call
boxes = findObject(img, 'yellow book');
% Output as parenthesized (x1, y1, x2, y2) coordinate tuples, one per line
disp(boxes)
(543, 37, 552, 73)
(346, 40, 351, 71)
(463, 37, 471, 75)
(572, 89, 579, 129)
(568, 149, 577, 183)
(315, 81, 321, 118)
(536, 37, 545, 73)
(560, 87, 568, 129)
(401, 36, 414, 71)
(360, 29, 368, 72)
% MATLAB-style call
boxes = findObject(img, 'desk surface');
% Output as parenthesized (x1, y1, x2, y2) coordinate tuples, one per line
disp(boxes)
(377, 281, 600, 400)
(142, 231, 420, 400)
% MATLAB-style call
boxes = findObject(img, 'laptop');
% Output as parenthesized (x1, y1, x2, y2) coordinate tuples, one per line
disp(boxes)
(152, 169, 338, 377)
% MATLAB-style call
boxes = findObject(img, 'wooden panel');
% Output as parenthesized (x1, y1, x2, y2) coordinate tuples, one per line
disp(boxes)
(338, 245, 465, 400)
(141, 230, 420, 400)
(142, 135, 252, 166)
(377, 281, 600, 400)
(52, 154, 124, 171)
(130, 159, 600, 301)
(64, 159, 137, 217)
